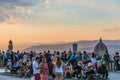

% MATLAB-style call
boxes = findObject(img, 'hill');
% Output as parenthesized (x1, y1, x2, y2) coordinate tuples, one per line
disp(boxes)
(23, 40, 120, 54)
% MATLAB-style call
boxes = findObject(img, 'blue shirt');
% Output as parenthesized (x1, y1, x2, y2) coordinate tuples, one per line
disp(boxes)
(70, 54, 77, 60)
(6, 52, 10, 59)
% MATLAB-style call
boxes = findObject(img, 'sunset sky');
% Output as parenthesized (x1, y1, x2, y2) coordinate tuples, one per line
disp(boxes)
(0, 0, 120, 50)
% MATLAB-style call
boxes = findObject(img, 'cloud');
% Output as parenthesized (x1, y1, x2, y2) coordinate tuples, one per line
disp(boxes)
(0, 0, 48, 24)
(0, 0, 120, 24)
(102, 27, 120, 32)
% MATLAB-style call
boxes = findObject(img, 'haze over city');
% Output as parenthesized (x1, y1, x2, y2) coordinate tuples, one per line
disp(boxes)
(0, 0, 120, 51)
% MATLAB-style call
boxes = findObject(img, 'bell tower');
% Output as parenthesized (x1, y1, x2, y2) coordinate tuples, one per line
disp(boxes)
(72, 43, 78, 53)
(8, 40, 13, 52)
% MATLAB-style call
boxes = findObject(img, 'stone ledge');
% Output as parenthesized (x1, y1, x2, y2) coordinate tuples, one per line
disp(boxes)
(0, 72, 18, 77)
(0, 72, 75, 80)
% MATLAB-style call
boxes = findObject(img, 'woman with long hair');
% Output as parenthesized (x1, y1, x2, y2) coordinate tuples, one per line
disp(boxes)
(39, 57, 49, 80)
(53, 57, 63, 80)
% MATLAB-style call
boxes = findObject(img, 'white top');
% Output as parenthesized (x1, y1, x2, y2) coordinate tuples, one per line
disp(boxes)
(55, 62, 63, 73)
(33, 61, 40, 74)
(7, 61, 12, 69)
(91, 58, 97, 64)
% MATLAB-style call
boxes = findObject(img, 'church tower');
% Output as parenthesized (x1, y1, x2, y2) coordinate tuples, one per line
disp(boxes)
(8, 40, 13, 52)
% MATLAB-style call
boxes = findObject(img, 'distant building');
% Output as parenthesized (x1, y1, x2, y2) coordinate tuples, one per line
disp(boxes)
(73, 43, 78, 53)
(8, 40, 13, 52)
(94, 38, 108, 58)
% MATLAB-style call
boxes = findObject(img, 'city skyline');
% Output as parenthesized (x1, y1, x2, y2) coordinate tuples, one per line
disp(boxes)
(0, 0, 120, 50)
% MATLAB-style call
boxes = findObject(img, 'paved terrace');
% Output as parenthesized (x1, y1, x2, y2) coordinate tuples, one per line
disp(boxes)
(0, 68, 119, 80)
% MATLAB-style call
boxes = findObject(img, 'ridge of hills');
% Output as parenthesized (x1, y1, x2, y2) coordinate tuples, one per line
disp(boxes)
(23, 40, 120, 54)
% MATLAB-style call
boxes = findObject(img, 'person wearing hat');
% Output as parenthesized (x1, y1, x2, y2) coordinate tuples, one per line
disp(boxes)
(86, 62, 96, 77)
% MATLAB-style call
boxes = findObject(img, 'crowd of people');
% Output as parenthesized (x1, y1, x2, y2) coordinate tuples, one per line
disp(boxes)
(0, 50, 120, 80)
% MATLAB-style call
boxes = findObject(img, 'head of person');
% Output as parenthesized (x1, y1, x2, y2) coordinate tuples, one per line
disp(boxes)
(56, 57, 62, 68)
(42, 57, 46, 63)
(83, 51, 86, 54)
(92, 52, 96, 58)
(74, 52, 76, 55)
(88, 62, 92, 67)
(106, 51, 108, 54)
(35, 57, 39, 62)
(83, 61, 87, 66)
(101, 61, 106, 67)
(115, 52, 119, 55)
(57, 51, 60, 55)
(44, 51, 46, 54)
(2, 51, 4, 53)
(48, 50, 50, 54)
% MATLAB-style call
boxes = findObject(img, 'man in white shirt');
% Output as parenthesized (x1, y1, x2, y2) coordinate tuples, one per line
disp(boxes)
(33, 57, 40, 80)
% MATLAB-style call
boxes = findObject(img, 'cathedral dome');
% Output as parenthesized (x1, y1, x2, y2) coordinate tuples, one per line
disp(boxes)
(94, 38, 108, 58)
